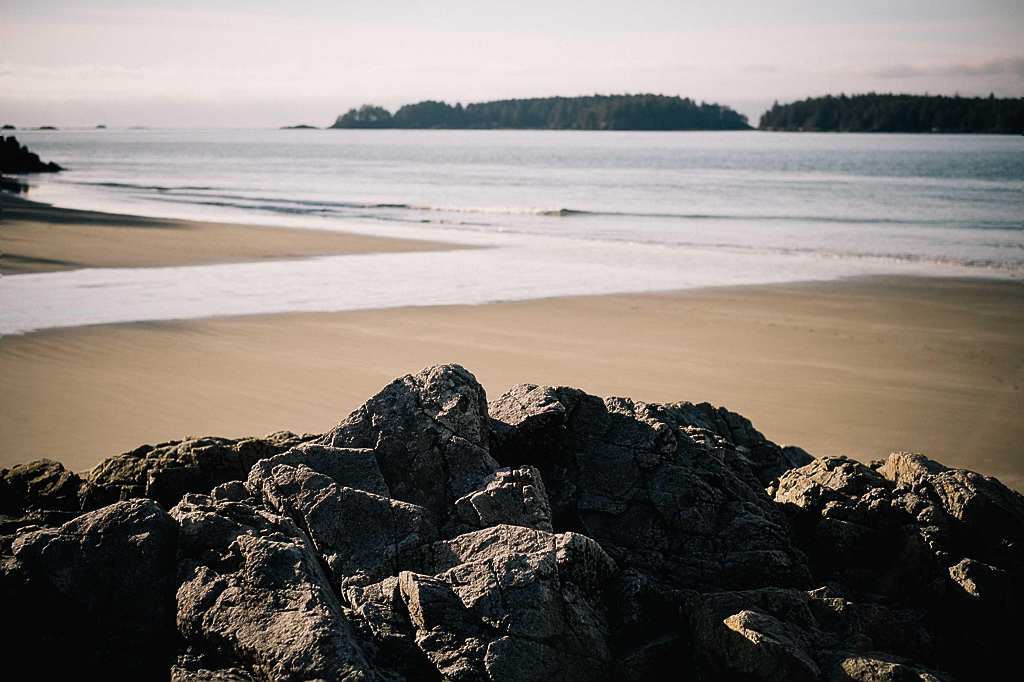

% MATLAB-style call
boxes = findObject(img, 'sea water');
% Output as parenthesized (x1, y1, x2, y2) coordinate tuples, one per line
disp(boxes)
(3, 129, 1021, 335)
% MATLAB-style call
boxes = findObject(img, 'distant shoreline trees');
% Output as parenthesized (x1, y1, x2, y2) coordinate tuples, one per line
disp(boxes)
(330, 95, 752, 131)
(759, 93, 1022, 133)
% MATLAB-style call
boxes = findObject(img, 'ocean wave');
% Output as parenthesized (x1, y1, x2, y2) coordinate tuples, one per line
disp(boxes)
(80, 181, 1020, 230)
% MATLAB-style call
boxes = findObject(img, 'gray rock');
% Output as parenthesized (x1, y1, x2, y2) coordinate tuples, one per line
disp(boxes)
(88, 431, 316, 510)
(172, 493, 378, 682)
(640, 399, 814, 485)
(773, 452, 1024, 678)
(453, 465, 553, 533)
(947, 557, 1014, 601)
(828, 655, 950, 682)
(488, 383, 810, 592)
(0, 458, 92, 531)
(317, 364, 498, 529)
(1, 499, 178, 679)
(248, 461, 436, 590)
(248, 442, 390, 498)
(347, 525, 617, 682)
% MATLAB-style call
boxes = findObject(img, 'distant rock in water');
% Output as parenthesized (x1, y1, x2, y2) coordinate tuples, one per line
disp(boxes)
(1, 124, 15, 130)
(2, 364, 1021, 680)
(1, 136, 64, 173)
(281, 124, 319, 129)
(36, 125, 57, 130)
(0, 177, 28, 193)
(95, 124, 107, 129)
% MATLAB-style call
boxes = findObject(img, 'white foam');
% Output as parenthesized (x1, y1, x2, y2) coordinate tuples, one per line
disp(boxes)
(0, 234, 999, 336)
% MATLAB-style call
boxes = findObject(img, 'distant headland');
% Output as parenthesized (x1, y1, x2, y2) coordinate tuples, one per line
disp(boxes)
(760, 93, 1022, 133)
(329, 94, 752, 131)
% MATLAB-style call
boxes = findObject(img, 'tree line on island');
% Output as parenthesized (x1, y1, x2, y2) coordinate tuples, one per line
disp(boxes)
(326, 93, 1020, 133)
(331, 94, 752, 130)
(758, 93, 1021, 133)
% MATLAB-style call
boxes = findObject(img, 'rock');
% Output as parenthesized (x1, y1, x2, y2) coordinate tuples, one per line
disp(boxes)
(3, 366, 1023, 680)
(248, 460, 436, 590)
(0, 176, 28, 193)
(829, 655, 950, 682)
(87, 431, 316, 510)
(875, 451, 1024, 572)
(452, 465, 553, 533)
(0, 456, 90, 520)
(248, 442, 389, 498)
(488, 383, 810, 592)
(317, 364, 498, 529)
(172, 493, 378, 681)
(0, 135, 63, 172)
(773, 452, 1024, 678)
(653, 400, 814, 484)
(1, 499, 179, 679)
(346, 525, 618, 681)
(947, 557, 1014, 600)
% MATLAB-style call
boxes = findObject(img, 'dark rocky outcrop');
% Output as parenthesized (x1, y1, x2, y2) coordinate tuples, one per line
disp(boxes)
(1, 499, 179, 680)
(1, 364, 1021, 680)
(1, 135, 63, 173)
(87, 430, 317, 510)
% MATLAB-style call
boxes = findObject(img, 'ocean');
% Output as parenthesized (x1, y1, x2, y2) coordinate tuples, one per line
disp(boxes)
(3, 129, 1021, 335)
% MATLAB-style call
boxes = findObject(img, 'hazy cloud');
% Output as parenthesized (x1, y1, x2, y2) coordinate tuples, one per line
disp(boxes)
(872, 56, 1024, 79)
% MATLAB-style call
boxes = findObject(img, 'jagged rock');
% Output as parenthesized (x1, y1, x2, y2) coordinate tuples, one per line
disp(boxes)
(346, 525, 618, 681)
(452, 465, 553, 533)
(248, 460, 436, 590)
(0, 458, 92, 531)
(488, 383, 810, 592)
(640, 399, 813, 484)
(828, 655, 950, 682)
(773, 452, 1024, 678)
(172, 493, 377, 681)
(1, 499, 178, 679)
(317, 364, 498, 529)
(875, 451, 1024, 573)
(690, 587, 944, 682)
(88, 431, 316, 510)
(248, 442, 390, 498)
(2, 366, 1023, 680)
(1, 135, 63, 172)
(947, 557, 1014, 601)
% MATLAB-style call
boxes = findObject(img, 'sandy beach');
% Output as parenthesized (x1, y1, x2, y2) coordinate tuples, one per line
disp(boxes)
(0, 198, 459, 275)
(2, 200, 1022, 491)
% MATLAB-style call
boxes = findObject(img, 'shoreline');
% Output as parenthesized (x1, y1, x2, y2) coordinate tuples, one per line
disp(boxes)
(3, 275, 1022, 491)
(0, 196, 464, 276)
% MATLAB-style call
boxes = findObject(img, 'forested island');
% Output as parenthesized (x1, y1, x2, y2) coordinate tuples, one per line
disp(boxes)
(330, 94, 752, 130)
(759, 93, 1021, 133)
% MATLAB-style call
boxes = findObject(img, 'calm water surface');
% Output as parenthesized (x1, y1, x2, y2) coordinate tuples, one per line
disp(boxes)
(4, 129, 1022, 334)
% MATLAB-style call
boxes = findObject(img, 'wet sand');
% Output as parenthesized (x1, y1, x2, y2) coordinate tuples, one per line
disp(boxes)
(2, 274, 1021, 490)
(0, 197, 459, 275)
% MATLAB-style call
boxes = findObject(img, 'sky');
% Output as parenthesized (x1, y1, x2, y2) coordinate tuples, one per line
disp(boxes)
(1, 0, 1021, 128)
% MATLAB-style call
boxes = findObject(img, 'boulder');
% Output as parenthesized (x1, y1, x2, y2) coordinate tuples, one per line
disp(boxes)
(488, 383, 811, 592)
(1, 499, 179, 679)
(1, 135, 63, 172)
(346, 525, 618, 681)
(172, 493, 378, 681)
(88, 431, 316, 510)
(316, 364, 498, 530)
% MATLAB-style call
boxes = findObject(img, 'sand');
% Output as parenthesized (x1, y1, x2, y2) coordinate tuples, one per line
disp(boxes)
(2, 269, 1022, 490)
(0, 197, 459, 275)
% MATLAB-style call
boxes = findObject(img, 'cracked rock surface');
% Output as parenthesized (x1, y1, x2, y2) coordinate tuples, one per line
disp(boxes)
(2, 364, 1021, 681)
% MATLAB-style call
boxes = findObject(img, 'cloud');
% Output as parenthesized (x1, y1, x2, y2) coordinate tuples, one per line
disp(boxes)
(871, 57, 1024, 79)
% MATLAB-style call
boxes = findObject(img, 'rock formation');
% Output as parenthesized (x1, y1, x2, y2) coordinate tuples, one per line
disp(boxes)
(1, 135, 64, 173)
(1, 364, 1020, 681)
